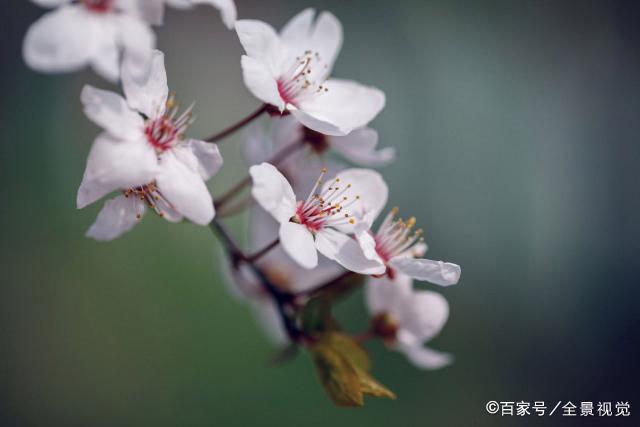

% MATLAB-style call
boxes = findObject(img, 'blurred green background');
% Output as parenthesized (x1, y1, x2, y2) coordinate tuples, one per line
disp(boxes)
(2, 0, 639, 426)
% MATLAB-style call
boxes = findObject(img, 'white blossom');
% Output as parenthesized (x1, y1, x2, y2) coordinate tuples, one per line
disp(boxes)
(77, 50, 222, 240)
(23, 0, 236, 81)
(249, 162, 387, 274)
(357, 208, 461, 286)
(366, 274, 453, 369)
(235, 9, 385, 136)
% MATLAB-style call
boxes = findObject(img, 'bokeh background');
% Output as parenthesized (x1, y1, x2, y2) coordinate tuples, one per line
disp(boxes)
(2, 1, 639, 426)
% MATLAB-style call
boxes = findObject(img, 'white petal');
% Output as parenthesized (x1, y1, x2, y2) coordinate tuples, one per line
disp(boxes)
(280, 8, 315, 43)
(122, 49, 168, 118)
(249, 163, 297, 223)
(279, 222, 318, 269)
(235, 19, 288, 75)
(250, 300, 288, 345)
(191, 0, 237, 29)
(315, 229, 385, 275)
(308, 11, 342, 77)
(389, 257, 461, 287)
(355, 229, 385, 264)
(329, 128, 395, 167)
(279, 9, 342, 79)
(397, 342, 453, 370)
(23, 6, 94, 75)
(240, 55, 283, 109)
(89, 32, 120, 82)
(155, 149, 214, 225)
(77, 133, 158, 208)
(117, 14, 156, 81)
(85, 194, 144, 241)
(189, 139, 223, 180)
(293, 78, 385, 136)
(272, 115, 304, 150)
(365, 274, 413, 315)
(81, 85, 144, 140)
(327, 168, 388, 229)
(399, 290, 449, 342)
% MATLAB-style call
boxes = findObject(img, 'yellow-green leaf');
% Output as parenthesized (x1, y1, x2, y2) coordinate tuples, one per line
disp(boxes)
(311, 342, 364, 407)
(319, 332, 371, 372)
(355, 367, 397, 400)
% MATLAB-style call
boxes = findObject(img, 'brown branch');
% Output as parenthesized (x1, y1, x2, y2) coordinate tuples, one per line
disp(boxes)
(204, 104, 268, 143)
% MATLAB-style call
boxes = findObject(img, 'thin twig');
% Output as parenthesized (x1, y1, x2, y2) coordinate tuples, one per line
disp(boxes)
(246, 238, 280, 263)
(204, 104, 268, 143)
(213, 139, 305, 210)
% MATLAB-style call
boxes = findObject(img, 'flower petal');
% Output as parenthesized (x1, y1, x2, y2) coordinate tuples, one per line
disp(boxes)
(397, 342, 453, 370)
(279, 9, 342, 79)
(189, 139, 223, 180)
(315, 229, 385, 275)
(240, 55, 284, 109)
(329, 128, 395, 167)
(77, 133, 158, 208)
(235, 19, 287, 75)
(249, 163, 297, 223)
(292, 78, 385, 136)
(399, 290, 449, 342)
(122, 49, 168, 118)
(23, 6, 94, 75)
(279, 221, 318, 269)
(365, 274, 413, 315)
(81, 85, 144, 140)
(355, 229, 385, 264)
(251, 300, 288, 345)
(156, 149, 215, 225)
(85, 194, 144, 241)
(325, 168, 388, 229)
(389, 257, 461, 287)
(117, 14, 156, 81)
(120, 0, 165, 25)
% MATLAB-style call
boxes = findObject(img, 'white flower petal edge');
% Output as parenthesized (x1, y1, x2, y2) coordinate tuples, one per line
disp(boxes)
(366, 275, 453, 370)
(315, 229, 384, 275)
(77, 132, 159, 208)
(81, 85, 144, 140)
(121, 49, 168, 118)
(85, 194, 145, 241)
(249, 163, 297, 223)
(389, 257, 461, 287)
(156, 148, 215, 225)
(279, 221, 318, 269)
(236, 9, 384, 135)
(329, 127, 396, 167)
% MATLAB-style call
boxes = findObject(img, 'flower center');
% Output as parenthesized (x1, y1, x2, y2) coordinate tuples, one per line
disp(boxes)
(144, 93, 194, 153)
(292, 168, 358, 232)
(374, 208, 424, 263)
(82, 0, 115, 13)
(303, 126, 330, 154)
(277, 50, 329, 107)
(123, 182, 173, 219)
(371, 313, 399, 343)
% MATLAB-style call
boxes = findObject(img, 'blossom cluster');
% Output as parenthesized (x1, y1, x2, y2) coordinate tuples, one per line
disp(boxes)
(24, 0, 462, 406)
